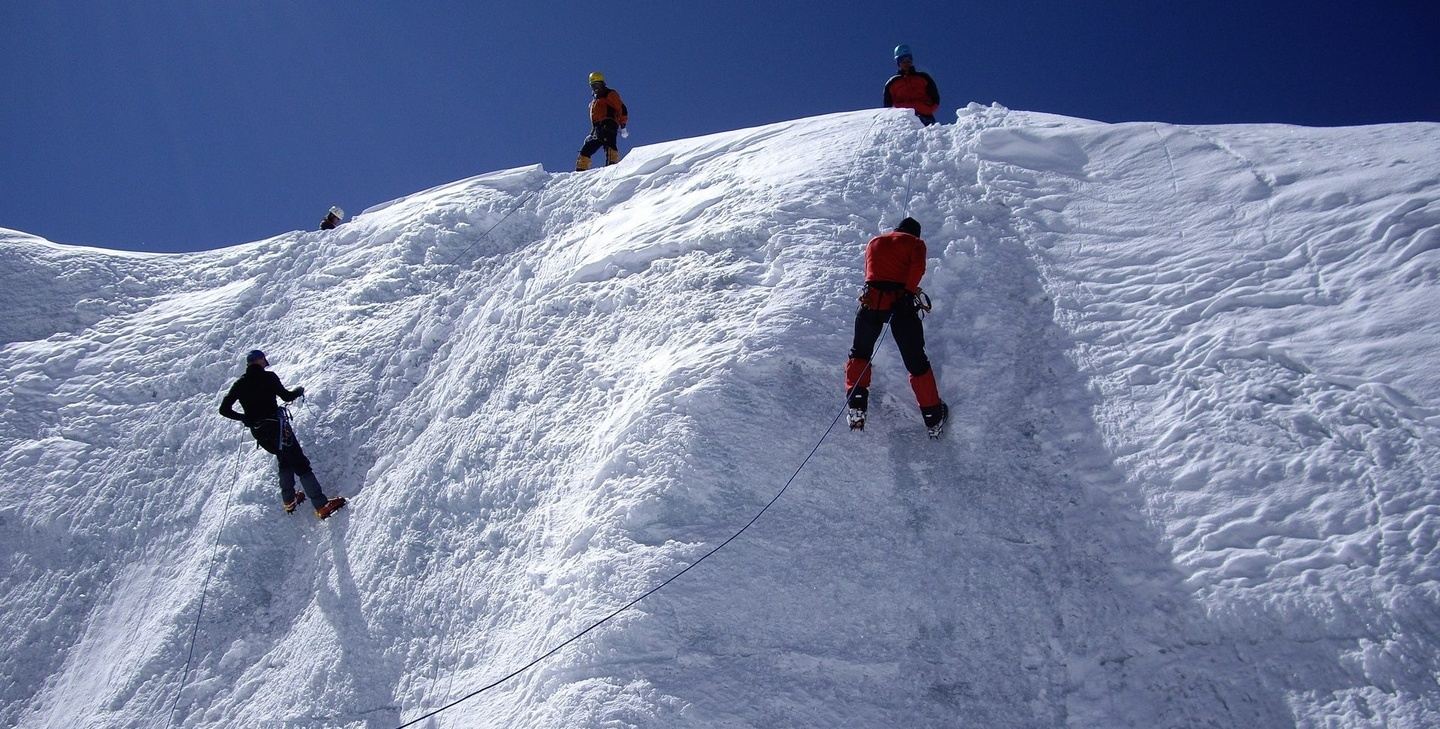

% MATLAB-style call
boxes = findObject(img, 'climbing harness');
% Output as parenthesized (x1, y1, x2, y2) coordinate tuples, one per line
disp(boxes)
(914, 290, 933, 317)
(276, 406, 291, 452)
(858, 281, 911, 311)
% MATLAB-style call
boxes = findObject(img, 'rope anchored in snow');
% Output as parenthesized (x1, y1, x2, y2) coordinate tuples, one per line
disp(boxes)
(393, 341, 886, 729)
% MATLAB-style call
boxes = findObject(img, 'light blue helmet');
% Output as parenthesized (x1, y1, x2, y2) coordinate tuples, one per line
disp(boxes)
(893, 44, 913, 61)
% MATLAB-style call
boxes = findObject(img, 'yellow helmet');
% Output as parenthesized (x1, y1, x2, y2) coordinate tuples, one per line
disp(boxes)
(588, 71, 605, 84)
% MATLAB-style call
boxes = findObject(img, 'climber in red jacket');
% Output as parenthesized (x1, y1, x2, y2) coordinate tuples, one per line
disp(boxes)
(844, 217, 948, 436)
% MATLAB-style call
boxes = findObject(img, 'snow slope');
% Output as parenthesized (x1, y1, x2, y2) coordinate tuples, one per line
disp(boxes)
(2, 104, 1438, 728)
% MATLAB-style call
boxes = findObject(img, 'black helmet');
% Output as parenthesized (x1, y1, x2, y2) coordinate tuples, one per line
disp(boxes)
(896, 217, 922, 236)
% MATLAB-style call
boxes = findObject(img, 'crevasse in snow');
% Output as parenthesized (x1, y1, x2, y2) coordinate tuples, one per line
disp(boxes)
(2, 104, 1439, 728)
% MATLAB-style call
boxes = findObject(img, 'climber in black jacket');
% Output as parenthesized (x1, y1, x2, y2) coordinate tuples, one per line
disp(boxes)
(219, 349, 346, 519)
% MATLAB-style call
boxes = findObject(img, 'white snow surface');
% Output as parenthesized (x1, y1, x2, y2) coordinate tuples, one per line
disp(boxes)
(2, 104, 1439, 728)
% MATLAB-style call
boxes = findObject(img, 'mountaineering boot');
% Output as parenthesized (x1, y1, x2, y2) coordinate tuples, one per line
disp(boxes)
(316, 497, 347, 520)
(847, 386, 869, 430)
(922, 402, 949, 439)
(605, 148, 621, 166)
(575, 154, 593, 171)
(283, 491, 307, 514)
(848, 408, 867, 431)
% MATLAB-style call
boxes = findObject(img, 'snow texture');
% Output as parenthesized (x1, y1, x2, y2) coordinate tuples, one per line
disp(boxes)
(2, 104, 1439, 728)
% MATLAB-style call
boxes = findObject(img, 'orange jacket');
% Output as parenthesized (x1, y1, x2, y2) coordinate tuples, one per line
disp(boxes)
(864, 230, 927, 293)
(589, 87, 628, 125)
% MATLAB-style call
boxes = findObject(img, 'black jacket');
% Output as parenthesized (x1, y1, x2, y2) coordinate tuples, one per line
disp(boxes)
(219, 365, 303, 425)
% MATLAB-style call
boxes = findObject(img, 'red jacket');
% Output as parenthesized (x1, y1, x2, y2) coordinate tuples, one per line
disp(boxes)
(883, 70, 940, 116)
(864, 230, 927, 293)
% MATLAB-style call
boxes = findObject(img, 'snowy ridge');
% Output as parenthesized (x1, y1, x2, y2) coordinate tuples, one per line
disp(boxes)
(2, 106, 1439, 727)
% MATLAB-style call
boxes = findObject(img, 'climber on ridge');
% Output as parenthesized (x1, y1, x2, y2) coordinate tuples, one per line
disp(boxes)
(884, 44, 941, 126)
(319, 206, 345, 231)
(575, 71, 628, 171)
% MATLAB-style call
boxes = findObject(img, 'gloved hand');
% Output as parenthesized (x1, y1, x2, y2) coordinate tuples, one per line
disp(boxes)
(620, 125, 629, 139)
(294, 386, 306, 397)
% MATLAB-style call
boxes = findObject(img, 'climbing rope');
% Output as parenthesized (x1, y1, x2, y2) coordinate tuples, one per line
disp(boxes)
(902, 168, 916, 219)
(437, 190, 539, 269)
(394, 333, 887, 728)
(165, 439, 247, 728)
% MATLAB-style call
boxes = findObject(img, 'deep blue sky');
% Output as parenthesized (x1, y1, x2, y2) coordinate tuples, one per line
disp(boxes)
(3, 1, 1437, 253)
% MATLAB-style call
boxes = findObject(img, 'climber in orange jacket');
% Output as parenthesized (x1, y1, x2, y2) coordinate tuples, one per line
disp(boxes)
(883, 44, 941, 126)
(576, 71, 629, 170)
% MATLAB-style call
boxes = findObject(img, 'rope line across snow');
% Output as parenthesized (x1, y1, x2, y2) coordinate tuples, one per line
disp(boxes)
(394, 329, 887, 729)
(165, 439, 247, 728)
(437, 190, 538, 269)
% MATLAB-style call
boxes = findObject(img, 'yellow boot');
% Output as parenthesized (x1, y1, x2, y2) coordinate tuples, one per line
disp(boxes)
(605, 148, 621, 166)
(575, 154, 592, 171)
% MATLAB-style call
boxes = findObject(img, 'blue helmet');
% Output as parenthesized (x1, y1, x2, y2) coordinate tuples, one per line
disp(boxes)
(893, 44, 913, 61)
(246, 349, 267, 365)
